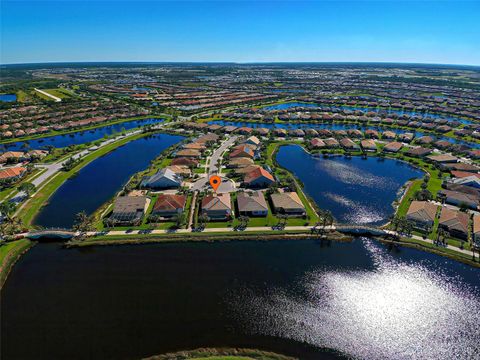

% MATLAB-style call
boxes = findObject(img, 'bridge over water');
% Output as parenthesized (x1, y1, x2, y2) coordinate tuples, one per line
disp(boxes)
(25, 229, 76, 240)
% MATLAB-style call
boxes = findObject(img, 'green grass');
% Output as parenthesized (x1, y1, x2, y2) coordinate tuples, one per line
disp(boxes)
(43, 88, 74, 99)
(18, 132, 153, 227)
(0, 239, 33, 287)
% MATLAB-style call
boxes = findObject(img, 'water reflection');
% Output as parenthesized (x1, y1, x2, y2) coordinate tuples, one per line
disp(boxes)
(235, 239, 480, 360)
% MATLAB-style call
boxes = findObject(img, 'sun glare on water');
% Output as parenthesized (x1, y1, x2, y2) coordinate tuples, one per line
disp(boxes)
(235, 240, 480, 360)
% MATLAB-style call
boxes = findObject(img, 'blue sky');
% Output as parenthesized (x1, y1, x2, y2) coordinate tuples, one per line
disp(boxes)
(1, 1, 479, 65)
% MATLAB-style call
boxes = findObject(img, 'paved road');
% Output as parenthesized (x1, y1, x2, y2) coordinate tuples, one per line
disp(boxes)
(191, 136, 238, 192)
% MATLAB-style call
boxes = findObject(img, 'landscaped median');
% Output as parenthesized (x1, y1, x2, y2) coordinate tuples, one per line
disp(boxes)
(0, 238, 34, 288)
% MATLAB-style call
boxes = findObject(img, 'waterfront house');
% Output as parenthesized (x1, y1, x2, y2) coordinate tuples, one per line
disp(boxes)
(305, 129, 319, 137)
(110, 196, 149, 225)
(201, 193, 232, 220)
(474, 215, 480, 243)
(196, 133, 220, 144)
(365, 129, 379, 138)
(255, 128, 270, 136)
(237, 191, 268, 217)
(141, 168, 183, 189)
(406, 147, 432, 157)
(406, 201, 438, 230)
(383, 141, 403, 153)
(244, 167, 275, 188)
(222, 126, 237, 133)
(438, 206, 469, 240)
(273, 128, 287, 137)
(166, 165, 191, 177)
(340, 138, 360, 150)
(171, 157, 198, 167)
(382, 131, 397, 140)
(416, 136, 434, 145)
(270, 192, 306, 216)
(176, 149, 201, 158)
(207, 124, 222, 132)
(183, 142, 206, 151)
(438, 189, 479, 210)
(398, 133, 415, 143)
(360, 139, 377, 152)
(152, 194, 187, 218)
(310, 138, 326, 148)
(324, 138, 340, 148)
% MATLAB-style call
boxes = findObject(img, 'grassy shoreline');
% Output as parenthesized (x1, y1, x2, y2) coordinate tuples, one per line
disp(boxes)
(0, 239, 35, 289)
(18, 131, 154, 227)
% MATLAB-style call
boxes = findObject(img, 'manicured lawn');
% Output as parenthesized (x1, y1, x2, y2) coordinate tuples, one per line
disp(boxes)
(43, 88, 75, 99)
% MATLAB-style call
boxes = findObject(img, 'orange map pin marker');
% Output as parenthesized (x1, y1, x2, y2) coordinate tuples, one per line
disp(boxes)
(209, 175, 222, 192)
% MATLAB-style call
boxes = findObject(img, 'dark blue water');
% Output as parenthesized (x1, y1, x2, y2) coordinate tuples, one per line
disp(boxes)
(209, 120, 480, 148)
(2, 238, 479, 360)
(34, 133, 183, 228)
(1, 118, 164, 151)
(276, 145, 424, 225)
(0, 94, 17, 102)
(263, 102, 473, 124)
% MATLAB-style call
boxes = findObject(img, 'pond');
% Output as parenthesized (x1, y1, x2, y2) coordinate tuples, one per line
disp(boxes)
(1, 118, 165, 151)
(208, 120, 480, 148)
(276, 145, 424, 225)
(0, 94, 17, 102)
(2, 238, 479, 360)
(33, 133, 184, 228)
(263, 102, 473, 125)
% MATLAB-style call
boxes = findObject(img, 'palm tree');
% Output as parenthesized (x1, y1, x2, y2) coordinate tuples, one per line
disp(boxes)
(72, 211, 94, 238)
(18, 182, 36, 198)
(0, 201, 17, 221)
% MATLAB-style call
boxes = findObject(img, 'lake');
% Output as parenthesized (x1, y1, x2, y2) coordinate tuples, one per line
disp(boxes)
(208, 120, 480, 148)
(2, 238, 479, 360)
(1, 118, 165, 151)
(263, 102, 473, 124)
(276, 145, 424, 225)
(0, 94, 17, 102)
(33, 133, 184, 228)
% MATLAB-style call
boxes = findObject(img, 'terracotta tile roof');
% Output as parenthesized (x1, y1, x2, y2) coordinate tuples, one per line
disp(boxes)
(0, 166, 26, 180)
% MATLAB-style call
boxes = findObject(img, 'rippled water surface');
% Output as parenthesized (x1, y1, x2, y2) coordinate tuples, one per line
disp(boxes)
(2, 239, 479, 360)
(276, 145, 424, 224)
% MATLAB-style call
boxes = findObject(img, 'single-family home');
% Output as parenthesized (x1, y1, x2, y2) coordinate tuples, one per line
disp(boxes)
(244, 167, 275, 188)
(406, 201, 438, 229)
(110, 196, 149, 225)
(237, 191, 268, 217)
(201, 193, 232, 220)
(383, 141, 403, 153)
(438, 206, 469, 240)
(270, 192, 306, 216)
(438, 189, 479, 209)
(0, 166, 27, 183)
(152, 194, 187, 218)
(141, 168, 183, 189)
(360, 139, 377, 152)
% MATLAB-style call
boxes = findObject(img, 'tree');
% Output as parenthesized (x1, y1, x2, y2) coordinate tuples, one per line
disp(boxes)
(72, 211, 94, 237)
(18, 182, 36, 197)
(0, 201, 17, 220)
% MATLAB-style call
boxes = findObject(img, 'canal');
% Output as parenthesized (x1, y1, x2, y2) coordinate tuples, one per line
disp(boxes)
(33, 133, 184, 228)
(1, 238, 479, 360)
(1, 118, 165, 151)
(263, 102, 473, 125)
(276, 145, 424, 225)
(208, 120, 480, 148)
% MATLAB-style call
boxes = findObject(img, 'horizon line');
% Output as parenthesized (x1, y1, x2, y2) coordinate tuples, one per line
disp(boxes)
(1, 60, 480, 69)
